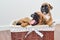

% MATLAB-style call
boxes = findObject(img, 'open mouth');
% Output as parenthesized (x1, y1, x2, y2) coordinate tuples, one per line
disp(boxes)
(29, 20, 38, 26)
(30, 12, 40, 26)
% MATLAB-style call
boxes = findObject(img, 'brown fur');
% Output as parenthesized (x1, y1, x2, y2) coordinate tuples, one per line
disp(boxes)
(37, 3, 53, 26)
(12, 3, 53, 27)
(12, 17, 31, 27)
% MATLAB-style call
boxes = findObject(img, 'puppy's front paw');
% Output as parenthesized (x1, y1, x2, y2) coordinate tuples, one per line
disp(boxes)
(21, 23, 28, 27)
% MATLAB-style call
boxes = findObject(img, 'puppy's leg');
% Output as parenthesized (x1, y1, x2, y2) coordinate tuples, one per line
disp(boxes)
(47, 21, 52, 26)
(21, 23, 28, 27)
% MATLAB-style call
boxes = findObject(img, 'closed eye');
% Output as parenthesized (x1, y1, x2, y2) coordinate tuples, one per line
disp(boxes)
(45, 5, 48, 8)
(41, 6, 44, 8)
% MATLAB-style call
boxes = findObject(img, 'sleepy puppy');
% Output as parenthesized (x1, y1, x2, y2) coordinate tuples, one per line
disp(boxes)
(40, 2, 53, 26)
(12, 17, 31, 27)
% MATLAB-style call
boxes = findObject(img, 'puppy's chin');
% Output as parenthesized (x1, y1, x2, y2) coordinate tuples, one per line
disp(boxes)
(43, 12, 47, 15)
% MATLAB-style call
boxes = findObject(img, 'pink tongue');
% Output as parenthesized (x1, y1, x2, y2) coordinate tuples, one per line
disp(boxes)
(29, 20, 36, 25)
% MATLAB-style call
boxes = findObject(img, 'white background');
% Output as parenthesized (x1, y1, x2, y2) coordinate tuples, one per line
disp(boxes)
(0, 0, 60, 25)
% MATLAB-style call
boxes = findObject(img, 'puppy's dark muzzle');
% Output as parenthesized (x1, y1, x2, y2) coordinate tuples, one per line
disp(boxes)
(31, 13, 40, 20)
(31, 13, 40, 25)
(41, 5, 49, 14)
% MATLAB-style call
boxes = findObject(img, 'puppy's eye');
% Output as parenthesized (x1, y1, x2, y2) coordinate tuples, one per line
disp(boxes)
(45, 5, 48, 7)
(42, 6, 44, 8)
(31, 14, 34, 17)
(16, 22, 21, 25)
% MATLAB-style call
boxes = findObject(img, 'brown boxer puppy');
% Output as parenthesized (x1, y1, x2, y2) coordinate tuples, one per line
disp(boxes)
(30, 12, 43, 26)
(12, 17, 31, 27)
(40, 2, 53, 26)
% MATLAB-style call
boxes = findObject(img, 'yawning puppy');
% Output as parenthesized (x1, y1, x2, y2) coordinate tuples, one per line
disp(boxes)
(30, 12, 40, 26)
(30, 12, 43, 26)
(40, 2, 53, 26)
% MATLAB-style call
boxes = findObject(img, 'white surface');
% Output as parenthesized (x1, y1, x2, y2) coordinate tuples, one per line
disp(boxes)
(0, 25, 55, 32)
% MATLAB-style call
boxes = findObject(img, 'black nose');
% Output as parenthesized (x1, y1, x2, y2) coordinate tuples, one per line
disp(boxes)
(16, 22, 21, 25)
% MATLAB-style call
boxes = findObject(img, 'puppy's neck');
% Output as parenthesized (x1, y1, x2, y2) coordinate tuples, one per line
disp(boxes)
(43, 12, 48, 15)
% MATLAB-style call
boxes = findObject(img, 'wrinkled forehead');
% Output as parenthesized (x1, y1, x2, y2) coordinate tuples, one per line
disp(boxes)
(41, 3, 49, 7)
(42, 4, 48, 7)
(41, 5, 48, 7)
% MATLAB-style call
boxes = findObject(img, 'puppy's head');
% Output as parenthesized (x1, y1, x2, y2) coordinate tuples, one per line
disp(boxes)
(31, 12, 40, 25)
(41, 3, 53, 14)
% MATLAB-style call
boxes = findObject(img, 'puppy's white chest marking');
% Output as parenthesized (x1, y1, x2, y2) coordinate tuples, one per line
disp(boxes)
(45, 14, 50, 21)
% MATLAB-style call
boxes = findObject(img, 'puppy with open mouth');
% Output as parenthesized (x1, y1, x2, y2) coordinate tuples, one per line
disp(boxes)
(29, 11, 43, 26)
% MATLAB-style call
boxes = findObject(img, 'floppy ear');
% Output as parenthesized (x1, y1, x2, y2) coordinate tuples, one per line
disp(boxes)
(49, 4, 53, 10)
